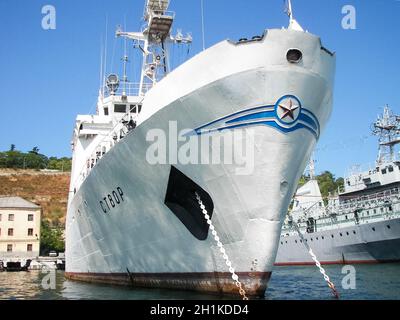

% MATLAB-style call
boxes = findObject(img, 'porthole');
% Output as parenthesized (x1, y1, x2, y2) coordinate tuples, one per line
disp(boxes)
(387, 225, 391, 229)
(286, 49, 302, 63)
(372, 227, 376, 232)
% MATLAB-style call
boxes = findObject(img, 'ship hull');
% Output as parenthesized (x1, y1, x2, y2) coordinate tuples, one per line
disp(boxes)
(275, 217, 400, 266)
(66, 29, 335, 296)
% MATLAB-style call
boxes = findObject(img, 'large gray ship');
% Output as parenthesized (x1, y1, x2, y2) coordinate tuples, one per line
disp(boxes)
(275, 105, 400, 265)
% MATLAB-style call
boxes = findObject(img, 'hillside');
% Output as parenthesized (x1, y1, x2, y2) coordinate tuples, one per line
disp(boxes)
(0, 169, 70, 226)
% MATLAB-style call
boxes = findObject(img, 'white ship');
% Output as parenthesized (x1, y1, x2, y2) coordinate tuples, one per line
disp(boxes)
(276, 106, 400, 265)
(65, 0, 335, 296)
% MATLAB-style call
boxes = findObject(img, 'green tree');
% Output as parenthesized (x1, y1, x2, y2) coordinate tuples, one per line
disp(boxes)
(30, 146, 40, 155)
(5, 150, 23, 168)
(40, 220, 65, 255)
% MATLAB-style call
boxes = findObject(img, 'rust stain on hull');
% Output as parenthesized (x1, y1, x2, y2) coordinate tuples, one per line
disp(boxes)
(65, 271, 271, 297)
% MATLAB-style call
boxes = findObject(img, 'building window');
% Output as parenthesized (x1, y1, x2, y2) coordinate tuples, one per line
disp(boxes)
(27, 244, 33, 252)
(0, 228, 1, 236)
(0, 214, 2, 221)
(8, 214, 14, 221)
(7, 244, 12, 252)
(28, 214, 34, 221)
(28, 228, 34, 236)
(8, 228, 14, 236)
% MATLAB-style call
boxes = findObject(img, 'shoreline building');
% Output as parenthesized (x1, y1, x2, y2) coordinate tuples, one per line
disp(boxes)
(0, 197, 41, 259)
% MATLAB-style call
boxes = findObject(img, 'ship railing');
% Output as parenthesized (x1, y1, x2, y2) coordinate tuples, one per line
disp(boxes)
(285, 189, 400, 230)
(102, 82, 152, 98)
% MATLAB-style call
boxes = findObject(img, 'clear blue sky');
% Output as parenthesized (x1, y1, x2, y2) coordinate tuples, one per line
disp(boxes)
(0, 0, 399, 177)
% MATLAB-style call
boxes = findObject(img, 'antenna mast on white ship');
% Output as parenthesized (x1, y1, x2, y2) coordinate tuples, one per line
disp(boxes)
(285, 0, 304, 31)
(116, 0, 192, 96)
(372, 105, 400, 165)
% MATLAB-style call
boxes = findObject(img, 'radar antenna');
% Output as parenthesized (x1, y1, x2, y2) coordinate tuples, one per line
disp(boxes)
(372, 105, 400, 165)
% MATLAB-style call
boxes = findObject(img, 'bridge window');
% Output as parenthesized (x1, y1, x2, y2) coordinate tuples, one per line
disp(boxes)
(114, 104, 127, 113)
(130, 104, 143, 114)
(389, 166, 394, 172)
(382, 169, 387, 174)
(104, 107, 109, 116)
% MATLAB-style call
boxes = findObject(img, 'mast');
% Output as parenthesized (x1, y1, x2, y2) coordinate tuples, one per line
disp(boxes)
(285, 0, 304, 32)
(116, 0, 192, 96)
(309, 155, 316, 180)
(372, 105, 400, 165)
